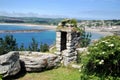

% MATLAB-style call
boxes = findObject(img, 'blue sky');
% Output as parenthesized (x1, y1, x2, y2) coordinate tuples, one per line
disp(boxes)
(0, 0, 120, 19)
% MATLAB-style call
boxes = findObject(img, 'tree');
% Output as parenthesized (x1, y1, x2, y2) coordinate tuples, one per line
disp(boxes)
(0, 35, 18, 55)
(40, 43, 49, 52)
(19, 43, 25, 51)
(79, 30, 92, 47)
(28, 38, 39, 51)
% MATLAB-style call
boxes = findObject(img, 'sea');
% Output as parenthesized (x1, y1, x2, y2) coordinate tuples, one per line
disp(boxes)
(0, 24, 104, 48)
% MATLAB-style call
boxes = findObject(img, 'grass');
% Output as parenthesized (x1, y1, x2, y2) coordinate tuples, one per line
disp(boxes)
(7, 67, 80, 80)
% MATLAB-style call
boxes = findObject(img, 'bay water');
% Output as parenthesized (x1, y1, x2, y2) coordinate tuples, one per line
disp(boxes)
(0, 24, 103, 48)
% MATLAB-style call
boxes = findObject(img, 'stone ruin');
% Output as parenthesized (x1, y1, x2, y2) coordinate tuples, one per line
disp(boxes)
(56, 19, 80, 66)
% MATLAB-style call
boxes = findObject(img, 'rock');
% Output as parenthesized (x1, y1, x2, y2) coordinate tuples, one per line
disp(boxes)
(19, 51, 60, 72)
(76, 48, 88, 53)
(0, 51, 21, 77)
(71, 64, 81, 69)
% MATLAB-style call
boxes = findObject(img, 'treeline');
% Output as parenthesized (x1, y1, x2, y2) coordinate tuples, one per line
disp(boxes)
(0, 16, 63, 25)
(0, 35, 49, 55)
(0, 16, 120, 26)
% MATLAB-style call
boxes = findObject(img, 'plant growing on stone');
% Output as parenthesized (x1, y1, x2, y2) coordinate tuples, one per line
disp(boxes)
(0, 35, 18, 55)
(82, 35, 120, 77)
(57, 19, 81, 32)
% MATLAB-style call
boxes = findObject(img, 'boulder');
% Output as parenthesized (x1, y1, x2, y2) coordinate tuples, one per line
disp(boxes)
(19, 51, 60, 72)
(76, 48, 88, 53)
(0, 51, 21, 77)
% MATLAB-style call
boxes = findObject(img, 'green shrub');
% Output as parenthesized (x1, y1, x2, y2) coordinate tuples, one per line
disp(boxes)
(0, 35, 18, 55)
(40, 43, 49, 52)
(0, 75, 3, 80)
(80, 73, 120, 80)
(82, 35, 120, 76)
(19, 38, 49, 52)
(79, 31, 91, 47)
(28, 38, 39, 51)
(19, 43, 25, 51)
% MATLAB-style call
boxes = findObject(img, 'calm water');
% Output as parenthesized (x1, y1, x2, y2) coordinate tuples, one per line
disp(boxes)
(0, 25, 104, 47)
(0, 25, 44, 30)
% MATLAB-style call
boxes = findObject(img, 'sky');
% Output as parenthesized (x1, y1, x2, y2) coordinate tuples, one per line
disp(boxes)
(0, 0, 120, 19)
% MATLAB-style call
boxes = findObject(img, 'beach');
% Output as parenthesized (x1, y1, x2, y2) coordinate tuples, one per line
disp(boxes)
(85, 27, 113, 36)
(0, 23, 57, 30)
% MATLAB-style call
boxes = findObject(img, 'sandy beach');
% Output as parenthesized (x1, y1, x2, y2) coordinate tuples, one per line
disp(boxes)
(0, 23, 57, 30)
(85, 28, 113, 36)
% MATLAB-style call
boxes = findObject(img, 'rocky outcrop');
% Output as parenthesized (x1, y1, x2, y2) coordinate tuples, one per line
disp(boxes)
(19, 51, 60, 72)
(0, 51, 21, 77)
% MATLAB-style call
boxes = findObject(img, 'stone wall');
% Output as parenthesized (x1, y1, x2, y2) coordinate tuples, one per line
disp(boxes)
(56, 30, 80, 66)
(62, 32, 80, 66)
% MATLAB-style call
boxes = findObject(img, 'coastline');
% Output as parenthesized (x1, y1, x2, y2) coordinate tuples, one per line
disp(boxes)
(0, 23, 114, 36)
(85, 28, 113, 36)
(0, 23, 57, 30)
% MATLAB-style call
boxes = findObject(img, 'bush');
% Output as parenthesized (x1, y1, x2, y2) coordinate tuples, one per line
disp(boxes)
(0, 75, 2, 80)
(80, 73, 120, 80)
(19, 43, 25, 51)
(80, 31, 91, 47)
(82, 35, 120, 76)
(40, 43, 49, 52)
(28, 38, 39, 51)
(0, 35, 18, 55)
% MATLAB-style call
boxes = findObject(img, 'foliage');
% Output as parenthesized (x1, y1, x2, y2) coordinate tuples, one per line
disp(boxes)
(80, 73, 120, 80)
(79, 31, 92, 47)
(19, 43, 25, 51)
(28, 38, 39, 51)
(57, 19, 82, 32)
(69, 19, 77, 27)
(81, 35, 120, 77)
(40, 43, 49, 52)
(28, 38, 49, 52)
(0, 35, 50, 53)
(60, 19, 77, 27)
(0, 35, 18, 55)
(0, 75, 2, 80)
(18, 38, 49, 52)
